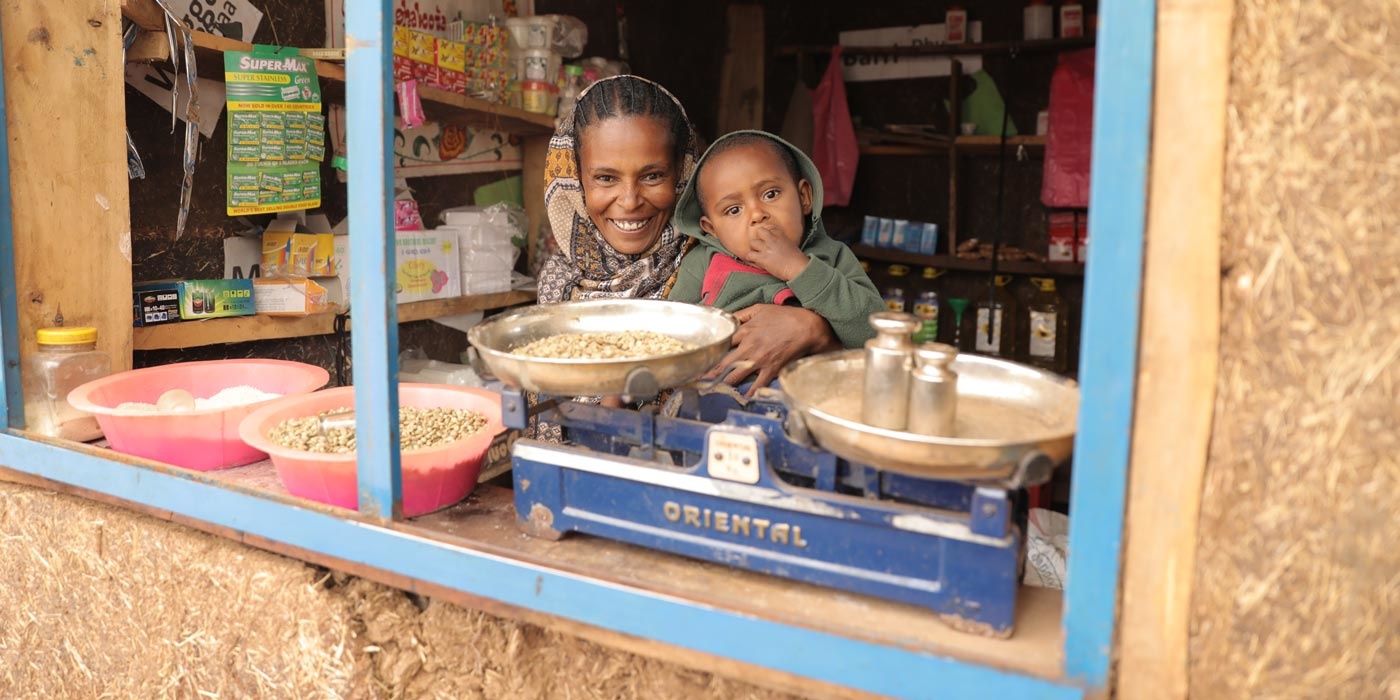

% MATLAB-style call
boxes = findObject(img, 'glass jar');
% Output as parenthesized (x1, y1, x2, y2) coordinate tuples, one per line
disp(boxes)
(882, 264, 910, 312)
(557, 64, 585, 125)
(913, 267, 943, 344)
(27, 327, 110, 441)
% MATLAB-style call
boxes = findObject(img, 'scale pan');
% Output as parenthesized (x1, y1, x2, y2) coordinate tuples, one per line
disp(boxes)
(779, 350, 1079, 480)
(469, 299, 737, 397)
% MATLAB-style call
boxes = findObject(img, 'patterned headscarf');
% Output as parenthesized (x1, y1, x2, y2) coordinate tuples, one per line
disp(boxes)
(536, 75, 700, 303)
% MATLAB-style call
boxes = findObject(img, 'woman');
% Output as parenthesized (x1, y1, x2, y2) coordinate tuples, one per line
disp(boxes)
(539, 75, 839, 393)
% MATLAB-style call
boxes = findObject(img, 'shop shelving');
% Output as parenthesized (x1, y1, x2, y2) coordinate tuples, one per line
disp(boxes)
(132, 290, 536, 350)
(851, 244, 1084, 277)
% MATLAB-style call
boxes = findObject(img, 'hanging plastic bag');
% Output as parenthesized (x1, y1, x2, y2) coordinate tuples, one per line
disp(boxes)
(1041, 49, 1096, 208)
(812, 45, 859, 207)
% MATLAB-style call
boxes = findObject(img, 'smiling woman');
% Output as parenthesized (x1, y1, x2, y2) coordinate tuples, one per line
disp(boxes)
(537, 75, 699, 303)
(533, 76, 841, 404)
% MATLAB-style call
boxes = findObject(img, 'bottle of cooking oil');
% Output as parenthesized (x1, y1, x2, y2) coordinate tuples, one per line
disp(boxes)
(969, 275, 1017, 359)
(912, 267, 943, 344)
(1024, 277, 1069, 373)
(882, 264, 910, 312)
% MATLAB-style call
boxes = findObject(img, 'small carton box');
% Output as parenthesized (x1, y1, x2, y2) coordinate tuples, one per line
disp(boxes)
(254, 277, 332, 316)
(918, 222, 940, 255)
(393, 55, 414, 83)
(262, 231, 320, 277)
(392, 25, 411, 57)
(408, 30, 438, 65)
(132, 281, 182, 327)
(177, 279, 255, 320)
(1048, 211, 1081, 263)
(437, 39, 467, 72)
(439, 68, 468, 95)
(332, 234, 350, 286)
(396, 230, 461, 304)
(263, 217, 336, 278)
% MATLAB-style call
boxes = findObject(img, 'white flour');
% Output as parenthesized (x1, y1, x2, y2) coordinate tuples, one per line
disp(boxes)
(117, 385, 282, 412)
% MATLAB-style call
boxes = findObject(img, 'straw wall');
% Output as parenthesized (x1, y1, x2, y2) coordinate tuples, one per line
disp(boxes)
(0, 481, 792, 699)
(1189, 0, 1400, 696)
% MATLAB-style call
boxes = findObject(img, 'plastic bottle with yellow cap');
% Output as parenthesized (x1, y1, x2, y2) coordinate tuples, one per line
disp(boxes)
(967, 275, 1018, 359)
(29, 326, 110, 441)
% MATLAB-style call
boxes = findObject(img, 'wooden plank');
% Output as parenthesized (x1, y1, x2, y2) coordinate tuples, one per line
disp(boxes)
(774, 37, 1097, 58)
(2, 2, 134, 422)
(1114, 0, 1232, 697)
(125, 29, 170, 63)
(851, 245, 1084, 277)
(862, 136, 1045, 157)
(138, 26, 554, 136)
(947, 58, 962, 252)
(133, 290, 536, 350)
(716, 4, 765, 134)
(521, 135, 548, 272)
(119, 0, 165, 30)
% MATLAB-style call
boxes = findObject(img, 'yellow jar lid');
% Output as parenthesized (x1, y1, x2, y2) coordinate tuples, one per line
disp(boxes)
(37, 327, 97, 345)
(889, 264, 910, 277)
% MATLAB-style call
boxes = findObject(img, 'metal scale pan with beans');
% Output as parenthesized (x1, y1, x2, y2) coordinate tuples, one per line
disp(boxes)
(469, 299, 1079, 637)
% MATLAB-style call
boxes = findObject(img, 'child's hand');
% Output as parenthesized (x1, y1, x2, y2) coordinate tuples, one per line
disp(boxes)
(745, 227, 810, 282)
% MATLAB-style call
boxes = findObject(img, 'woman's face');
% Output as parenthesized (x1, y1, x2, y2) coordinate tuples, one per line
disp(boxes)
(577, 115, 678, 256)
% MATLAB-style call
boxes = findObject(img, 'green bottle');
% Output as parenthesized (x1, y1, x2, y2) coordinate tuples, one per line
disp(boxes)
(912, 267, 942, 344)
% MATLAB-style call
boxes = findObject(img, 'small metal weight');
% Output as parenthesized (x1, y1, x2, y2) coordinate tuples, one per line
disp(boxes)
(862, 311, 923, 430)
(907, 343, 959, 437)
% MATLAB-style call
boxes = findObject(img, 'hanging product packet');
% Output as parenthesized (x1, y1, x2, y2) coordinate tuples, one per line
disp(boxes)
(225, 46, 326, 215)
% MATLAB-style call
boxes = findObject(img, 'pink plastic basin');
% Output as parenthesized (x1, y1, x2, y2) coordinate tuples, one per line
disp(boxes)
(238, 384, 505, 517)
(67, 359, 330, 471)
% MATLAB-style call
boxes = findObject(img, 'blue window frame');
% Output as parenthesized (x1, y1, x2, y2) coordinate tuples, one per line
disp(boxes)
(0, 1, 1154, 696)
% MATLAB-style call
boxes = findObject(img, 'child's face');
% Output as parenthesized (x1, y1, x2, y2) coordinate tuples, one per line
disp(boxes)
(698, 142, 813, 261)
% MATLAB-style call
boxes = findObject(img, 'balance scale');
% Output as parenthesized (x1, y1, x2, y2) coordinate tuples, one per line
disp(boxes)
(470, 300, 1079, 637)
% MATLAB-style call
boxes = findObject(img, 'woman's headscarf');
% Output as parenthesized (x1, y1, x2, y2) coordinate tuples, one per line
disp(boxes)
(536, 75, 700, 303)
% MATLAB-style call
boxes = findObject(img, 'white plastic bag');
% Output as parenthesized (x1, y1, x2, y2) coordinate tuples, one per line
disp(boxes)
(1023, 508, 1069, 590)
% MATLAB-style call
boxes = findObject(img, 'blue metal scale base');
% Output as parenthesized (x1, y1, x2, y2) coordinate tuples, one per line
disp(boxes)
(503, 388, 1030, 637)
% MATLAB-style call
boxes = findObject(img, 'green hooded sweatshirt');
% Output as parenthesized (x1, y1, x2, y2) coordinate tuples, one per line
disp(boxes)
(669, 131, 884, 348)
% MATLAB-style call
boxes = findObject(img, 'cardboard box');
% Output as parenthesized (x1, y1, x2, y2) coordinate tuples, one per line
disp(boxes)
(408, 30, 438, 65)
(332, 234, 350, 286)
(1048, 212, 1078, 263)
(254, 277, 332, 316)
(393, 25, 410, 57)
(437, 39, 467, 72)
(224, 236, 263, 280)
(393, 55, 414, 83)
(172, 279, 255, 320)
(263, 218, 336, 277)
(396, 230, 461, 303)
(132, 281, 182, 327)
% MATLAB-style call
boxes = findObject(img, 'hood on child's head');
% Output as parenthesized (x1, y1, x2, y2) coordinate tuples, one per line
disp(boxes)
(674, 130, 826, 248)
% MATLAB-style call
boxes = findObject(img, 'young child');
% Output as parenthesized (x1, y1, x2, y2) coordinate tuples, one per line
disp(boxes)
(670, 130, 885, 348)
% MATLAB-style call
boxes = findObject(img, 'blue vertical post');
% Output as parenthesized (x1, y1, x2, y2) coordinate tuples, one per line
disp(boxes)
(345, 0, 402, 519)
(0, 21, 23, 429)
(1062, 0, 1155, 688)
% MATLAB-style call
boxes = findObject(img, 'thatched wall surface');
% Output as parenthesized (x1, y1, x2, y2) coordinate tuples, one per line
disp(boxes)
(1190, 0, 1400, 697)
(0, 482, 793, 699)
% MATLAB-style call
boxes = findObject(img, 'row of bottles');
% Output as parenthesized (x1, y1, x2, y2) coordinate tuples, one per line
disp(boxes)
(869, 263, 1073, 374)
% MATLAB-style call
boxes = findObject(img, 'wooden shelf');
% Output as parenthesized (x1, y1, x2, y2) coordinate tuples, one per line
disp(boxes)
(852, 245, 1083, 277)
(133, 290, 536, 351)
(861, 135, 1046, 157)
(776, 36, 1095, 58)
(120, 1, 555, 136)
